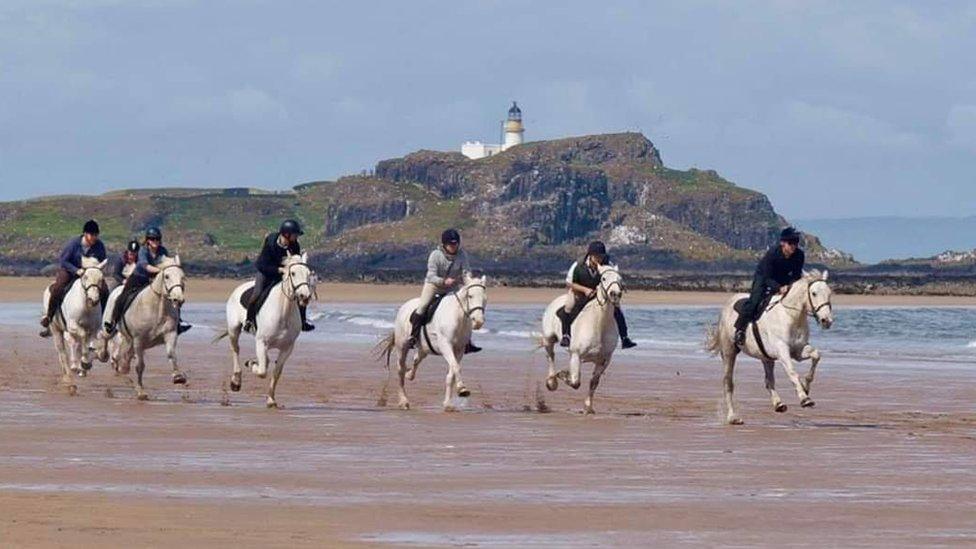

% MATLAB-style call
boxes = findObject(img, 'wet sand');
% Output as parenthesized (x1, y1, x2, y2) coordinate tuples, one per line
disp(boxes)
(1, 283, 975, 547)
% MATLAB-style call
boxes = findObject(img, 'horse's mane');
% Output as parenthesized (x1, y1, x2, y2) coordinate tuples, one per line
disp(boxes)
(598, 264, 619, 273)
(80, 256, 102, 268)
(157, 255, 181, 269)
(281, 254, 306, 267)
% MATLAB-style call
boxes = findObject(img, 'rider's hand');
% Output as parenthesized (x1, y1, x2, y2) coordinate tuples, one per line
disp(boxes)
(587, 289, 597, 299)
(444, 277, 456, 286)
(779, 286, 789, 295)
(76, 268, 84, 276)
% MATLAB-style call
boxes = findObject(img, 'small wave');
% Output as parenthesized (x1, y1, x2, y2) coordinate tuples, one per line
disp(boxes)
(344, 316, 396, 330)
(967, 340, 976, 349)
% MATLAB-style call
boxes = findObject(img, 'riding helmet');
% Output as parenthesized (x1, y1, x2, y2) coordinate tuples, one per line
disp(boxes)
(83, 219, 100, 235)
(126, 240, 140, 253)
(279, 219, 304, 236)
(587, 240, 607, 258)
(145, 227, 162, 240)
(779, 227, 801, 244)
(441, 228, 461, 246)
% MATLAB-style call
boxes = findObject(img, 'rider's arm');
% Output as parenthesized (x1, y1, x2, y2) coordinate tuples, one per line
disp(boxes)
(93, 240, 108, 262)
(756, 248, 782, 293)
(425, 251, 444, 286)
(59, 238, 81, 274)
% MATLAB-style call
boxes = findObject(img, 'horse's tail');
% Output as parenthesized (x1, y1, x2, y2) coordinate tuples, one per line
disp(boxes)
(704, 323, 721, 355)
(373, 331, 396, 370)
(211, 329, 229, 344)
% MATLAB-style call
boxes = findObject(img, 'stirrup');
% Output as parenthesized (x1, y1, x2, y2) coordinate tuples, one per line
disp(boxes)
(559, 334, 571, 347)
(733, 329, 746, 346)
(242, 319, 256, 334)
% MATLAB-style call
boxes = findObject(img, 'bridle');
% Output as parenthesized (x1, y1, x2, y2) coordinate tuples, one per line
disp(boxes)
(595, 269, 623, 307)
(455, 282, 486, 319)
(282, 261, 313, 302)
(152, 264, 185, 299)
(78, 267, 104, 301)
(779, 279, 832, 320)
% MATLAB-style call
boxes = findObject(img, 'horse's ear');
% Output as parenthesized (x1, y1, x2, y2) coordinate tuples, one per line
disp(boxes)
(301, 252, 308, 263)
(97, 259, 108, 270)
(822, 269, 829, 281)
(174, 254, 181, 266)
(481, 274, 487, 285)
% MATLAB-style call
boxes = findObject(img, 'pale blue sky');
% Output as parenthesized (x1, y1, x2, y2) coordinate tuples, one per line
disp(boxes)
(1, 1, 974, 218)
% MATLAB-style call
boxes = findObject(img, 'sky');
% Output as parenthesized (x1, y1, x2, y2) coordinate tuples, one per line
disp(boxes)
(1, 1, 974, 219)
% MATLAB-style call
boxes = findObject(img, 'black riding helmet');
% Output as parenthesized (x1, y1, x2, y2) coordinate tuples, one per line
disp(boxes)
(780, 227, 801, 245)
(587, 240, 607, 259)
(145, 227, 162, 241)
(280, 219, 304, 236)
(126, 240, 140, 253)
(441, 228, 461, 246)
(83, 219, 100, 235)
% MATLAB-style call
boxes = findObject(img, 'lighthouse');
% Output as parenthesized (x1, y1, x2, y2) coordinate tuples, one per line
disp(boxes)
(461, 101, 527, 159)
(502, 101, 524, 151)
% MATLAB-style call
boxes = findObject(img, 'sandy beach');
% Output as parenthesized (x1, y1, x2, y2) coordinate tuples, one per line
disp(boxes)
(1, 277, 974, 547)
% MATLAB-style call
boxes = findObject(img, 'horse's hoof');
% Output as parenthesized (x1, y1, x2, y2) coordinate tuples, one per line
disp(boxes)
(775, 402, 788, 413)
(229, 379, 241, 392)
(584, 407, 595, 415)
(76, 370, 87, 378)
(81, 361, 92, 371)
(398, 401, 410, 410)
(67, 385, 78, 396)
(800, 397, 815, 408)
(728, 417, 744, 425)
(568, 382, 581, 391)
(266, 401, 278, 409)
(443, 405, 458, 413)
(545, 377, 558, 391)
(457, 386, 471, 398)
(136, 393, 149, 401)
(172, 373, 187, 385)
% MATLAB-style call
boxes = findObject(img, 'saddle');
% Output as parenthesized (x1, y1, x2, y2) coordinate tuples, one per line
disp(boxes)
(557, 293, 595, 327)
(417, 293, 447, 356)
(733, 293, 775, 322)
(240, 282, 276, 315)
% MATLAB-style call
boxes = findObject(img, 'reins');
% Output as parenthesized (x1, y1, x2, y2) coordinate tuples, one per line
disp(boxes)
(151, 264, 185, 299)
(776, 279, 832, 319)
(455, 283, 486, 318)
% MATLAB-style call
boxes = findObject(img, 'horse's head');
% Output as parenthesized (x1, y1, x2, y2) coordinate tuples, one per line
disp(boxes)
(597, 264, 623, 306)
(156, 255, 186, 307)
(80, 257, 107, 307)
(281, 252, 313, 307)
(462, 272, 487, 330)
(804, 269, 833, 329)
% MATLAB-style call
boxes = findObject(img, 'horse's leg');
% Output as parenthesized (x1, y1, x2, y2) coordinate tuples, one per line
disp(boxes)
(566, 352, 582, 390)
(79, 330, 93, 373)
(722, 348, 742, 425)
(395, 346, 411, 410)
(544, 338, 558, 391)
(52, 330, 71, 384)
(584, 358, 610, 415)
(799, 344, 821, 396)
(165, 331, 186, 385)
(133, 340, 149, 400)
(439, 343, 466, 411)
(763, 359, 787, 412)
(777, 346, 813, 407)
(228, 327, 243, 392)
(266, 343, 294, 409)
(64, 331, 84, 376)
(252, 339, 270, 379)
(407, 350, 423, 381)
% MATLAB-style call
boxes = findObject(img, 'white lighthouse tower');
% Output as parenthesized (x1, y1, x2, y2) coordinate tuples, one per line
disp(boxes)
(502, 101, 524, 151)
(461, 101, 527, 159)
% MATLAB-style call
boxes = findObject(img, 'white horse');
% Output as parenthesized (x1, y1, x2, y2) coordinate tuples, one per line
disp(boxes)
(707, 270, 834, 425)
(538, 264, 623, 414)
(42, 257, 108, 384)
(377, 274, 487, 411)
(215, 253, 315, 408)
(95, 256, 187, 400)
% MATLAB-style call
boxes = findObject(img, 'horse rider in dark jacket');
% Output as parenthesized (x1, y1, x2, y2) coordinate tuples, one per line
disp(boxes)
(557, 240, 637, 349)
(243, 219, 315, 334)
(733, 227, 806, 346)
(110, 240, 140, 289)
(40, 219, 108, 337)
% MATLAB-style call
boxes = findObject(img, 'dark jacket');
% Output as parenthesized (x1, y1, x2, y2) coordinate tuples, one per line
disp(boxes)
(58, 236, 107, 273)
(255, 232, 301, 277)
(134, 245, 170, 279)
(755, 245, 805, 293)
(571, 256, 602, 290)
(111, 252, 137, 285)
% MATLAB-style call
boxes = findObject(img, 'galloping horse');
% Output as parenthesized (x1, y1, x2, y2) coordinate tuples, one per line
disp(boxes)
(42, 256, 108, 385)
(539, 264, 623, 414)
(215, 253, 316, 408)
(95, 256, 187, 400)
(707, 270, 834, 425)
(378, 273, 487, 411)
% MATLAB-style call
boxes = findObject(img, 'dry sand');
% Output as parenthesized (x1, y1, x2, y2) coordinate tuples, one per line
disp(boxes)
(1, 278, 975, 547)
(5, 275, 976, 306)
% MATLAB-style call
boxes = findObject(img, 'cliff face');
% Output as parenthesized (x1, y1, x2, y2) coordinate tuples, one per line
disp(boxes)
(0, 132, 850, 276)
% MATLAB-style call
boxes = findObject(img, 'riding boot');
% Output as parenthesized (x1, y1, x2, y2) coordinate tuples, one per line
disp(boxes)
(177, 312, 192, 335)
(300, 305, 315, 332)
(614, 306, 636, 349)
(243, 304, 258, 334)
(733, 313, 749, 346)
(556, 309, 571, 347)
(407, 311, 422, 349)
(464, 341, 482, 354)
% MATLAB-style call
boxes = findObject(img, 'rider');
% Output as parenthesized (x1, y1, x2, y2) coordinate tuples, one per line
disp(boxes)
(110, 239, 140, 289)
(557, 241, 637, 349)
(243, 219, 314, 334)
(733, 227, 806, 346)
(406, 228, 480, 353)
(40, 219, 108, 337)
(104, 227, 192, 335)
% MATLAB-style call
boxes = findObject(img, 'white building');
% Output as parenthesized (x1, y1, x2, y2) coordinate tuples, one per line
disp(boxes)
(461, 102, 525, 159)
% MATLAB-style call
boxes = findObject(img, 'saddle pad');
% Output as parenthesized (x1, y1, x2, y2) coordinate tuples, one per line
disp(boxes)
(240, 282, 276, 313)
